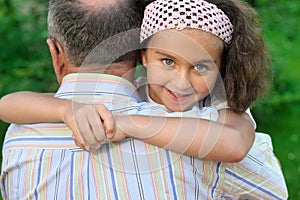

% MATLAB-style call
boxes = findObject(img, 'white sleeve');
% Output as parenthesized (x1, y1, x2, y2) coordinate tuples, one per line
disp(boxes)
(245, 108, 257, 129)
(212, 98, 257, 130)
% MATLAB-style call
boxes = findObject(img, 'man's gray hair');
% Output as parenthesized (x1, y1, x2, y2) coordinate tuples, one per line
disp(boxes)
(47, 0, 142, 66)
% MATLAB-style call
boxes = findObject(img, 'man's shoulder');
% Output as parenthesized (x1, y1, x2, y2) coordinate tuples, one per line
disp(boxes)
(222, 132, 288, 199)
(3, 123, 75, 150)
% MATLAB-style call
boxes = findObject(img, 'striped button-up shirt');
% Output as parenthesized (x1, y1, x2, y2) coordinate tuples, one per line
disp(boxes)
(1, 73, 288, 199)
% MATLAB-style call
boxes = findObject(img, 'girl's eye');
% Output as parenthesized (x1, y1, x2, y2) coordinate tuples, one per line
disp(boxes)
(194, 64, 207, 73)
(162, 59, 174, 67)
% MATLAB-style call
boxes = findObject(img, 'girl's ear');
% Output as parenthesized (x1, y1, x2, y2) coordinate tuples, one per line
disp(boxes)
(46, 38, 68, 84)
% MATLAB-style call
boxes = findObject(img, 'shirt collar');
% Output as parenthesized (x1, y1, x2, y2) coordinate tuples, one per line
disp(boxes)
(55, 73, 141, 101)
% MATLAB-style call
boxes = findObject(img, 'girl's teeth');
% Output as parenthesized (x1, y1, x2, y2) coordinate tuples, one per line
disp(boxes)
(172, 91, 186, 97)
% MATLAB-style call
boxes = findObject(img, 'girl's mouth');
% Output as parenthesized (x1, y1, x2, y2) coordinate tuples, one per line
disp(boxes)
(167, 89, 191, 102)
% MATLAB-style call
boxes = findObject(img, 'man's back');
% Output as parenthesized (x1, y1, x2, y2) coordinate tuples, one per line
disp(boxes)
(1, 73, 288, 200)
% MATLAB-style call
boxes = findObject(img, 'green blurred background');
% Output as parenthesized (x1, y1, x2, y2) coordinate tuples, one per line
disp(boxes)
(0, 0, 299, 199)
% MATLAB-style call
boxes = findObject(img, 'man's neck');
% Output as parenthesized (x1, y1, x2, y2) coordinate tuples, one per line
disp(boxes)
(77, 61, 136, 83)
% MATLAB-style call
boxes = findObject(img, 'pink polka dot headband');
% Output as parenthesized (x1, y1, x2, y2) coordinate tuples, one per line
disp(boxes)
(140, 0, 234, 44)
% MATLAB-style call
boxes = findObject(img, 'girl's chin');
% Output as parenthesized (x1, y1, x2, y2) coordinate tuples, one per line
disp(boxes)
(165, 103, 193, 112)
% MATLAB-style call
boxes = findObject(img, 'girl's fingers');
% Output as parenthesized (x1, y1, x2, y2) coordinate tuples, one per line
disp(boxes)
(67, 103, 115, 151)
(72, 134, 87, 151)
(67, 114, 88, 150)
(74, 108, 101, 151)
(96, 104, 115, 137)
(86, 107, 107, 146)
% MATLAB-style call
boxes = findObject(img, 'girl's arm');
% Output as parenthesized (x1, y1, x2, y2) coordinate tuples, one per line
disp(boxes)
(114, 109, 254, 162)
(0, 92, 254, 162)
(0, 91, 114, 151)
(0, 92, 65, 123)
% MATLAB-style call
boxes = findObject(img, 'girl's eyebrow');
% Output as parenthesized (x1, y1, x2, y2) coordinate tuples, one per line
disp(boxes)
(197, 59, 217, 65)
(154, 50, 176, 59)
(154, 50, 217, 65)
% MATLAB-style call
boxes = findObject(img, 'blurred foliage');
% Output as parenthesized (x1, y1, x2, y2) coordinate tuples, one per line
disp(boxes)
(0, 0, 58, 98)
(253, 0, 300, 114)
(252, 1, 300, 199)
(0, 0, 300, 199)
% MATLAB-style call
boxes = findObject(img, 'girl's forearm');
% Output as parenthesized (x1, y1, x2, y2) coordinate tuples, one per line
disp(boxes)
(115, 111, 254, 162)
(0, 91, 69, 124)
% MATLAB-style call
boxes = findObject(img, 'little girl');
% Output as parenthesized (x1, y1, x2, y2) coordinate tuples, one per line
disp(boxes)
(0, 0, 270, 161)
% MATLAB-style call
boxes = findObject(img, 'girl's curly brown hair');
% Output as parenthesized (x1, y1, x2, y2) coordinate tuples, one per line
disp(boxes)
(207, 0, 272, 113)
(140, 0, 271, 113)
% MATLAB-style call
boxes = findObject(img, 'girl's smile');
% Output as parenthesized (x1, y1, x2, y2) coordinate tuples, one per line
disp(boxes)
(167, 89, 192, 102)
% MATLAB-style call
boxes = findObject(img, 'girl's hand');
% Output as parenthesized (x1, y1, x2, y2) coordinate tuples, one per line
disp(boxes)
(63, 102, 115, 151)
(107, 115, 127, 142)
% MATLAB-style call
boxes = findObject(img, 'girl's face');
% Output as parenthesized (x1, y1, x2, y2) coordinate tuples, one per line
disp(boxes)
(142, 29, 224, 112)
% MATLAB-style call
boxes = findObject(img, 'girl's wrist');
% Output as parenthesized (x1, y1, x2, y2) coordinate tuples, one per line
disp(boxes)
(60, 100, 74, 124)
(114, 115, 127, 135)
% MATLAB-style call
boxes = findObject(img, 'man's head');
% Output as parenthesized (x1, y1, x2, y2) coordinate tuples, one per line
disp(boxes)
(47, 0, 142, 83)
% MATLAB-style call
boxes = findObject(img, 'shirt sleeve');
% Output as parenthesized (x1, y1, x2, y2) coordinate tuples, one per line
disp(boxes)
(245, 108, 257, 130)
(220, 132, 288, 199)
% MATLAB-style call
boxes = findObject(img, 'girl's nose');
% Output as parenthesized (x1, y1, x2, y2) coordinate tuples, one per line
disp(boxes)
(171, 69, 191, 91)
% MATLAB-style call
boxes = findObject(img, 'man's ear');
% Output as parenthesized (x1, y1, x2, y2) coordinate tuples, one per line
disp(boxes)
(141, 50, 148, 68)
(46, 38, 67, 84)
